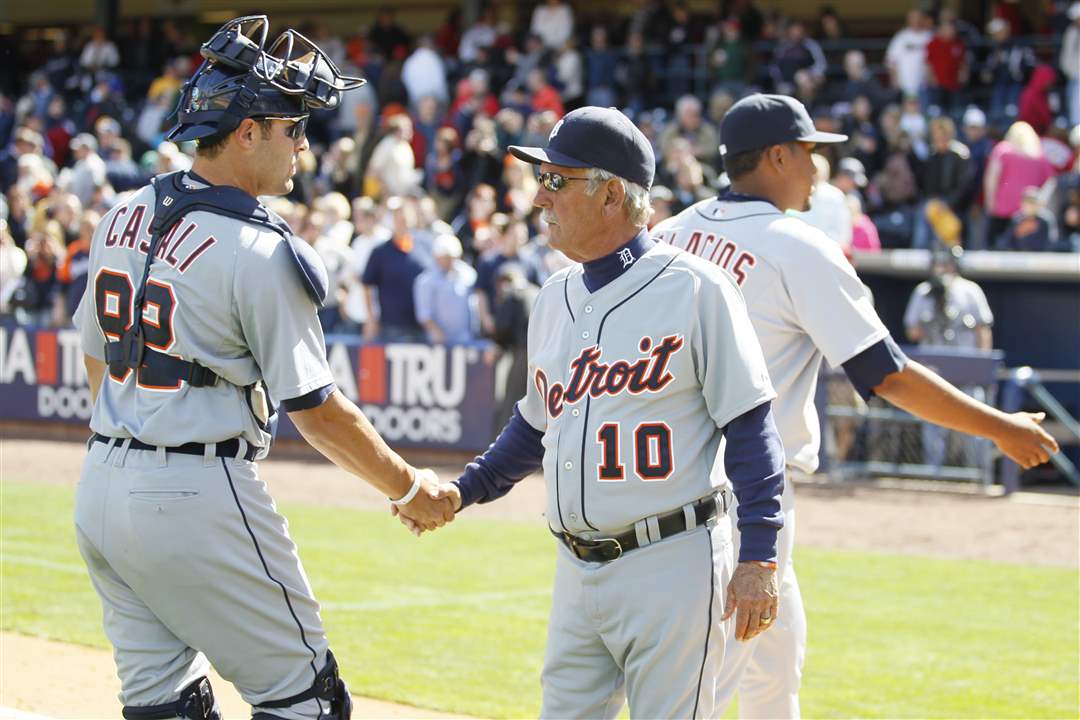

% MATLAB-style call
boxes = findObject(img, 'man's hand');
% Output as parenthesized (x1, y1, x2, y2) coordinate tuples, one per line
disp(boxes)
(393, 481, 462, 537)
(722, 562, 779, 642)
(991, 411, 1058, 469)
(363, 319, 380, 342)
(393, 469, 456, 532)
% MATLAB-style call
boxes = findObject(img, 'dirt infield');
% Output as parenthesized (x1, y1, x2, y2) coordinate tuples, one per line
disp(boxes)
(1, 437, 1077, 717)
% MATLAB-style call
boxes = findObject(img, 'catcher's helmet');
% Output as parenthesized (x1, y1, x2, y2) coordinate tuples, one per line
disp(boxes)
(167, 15, 365, 143)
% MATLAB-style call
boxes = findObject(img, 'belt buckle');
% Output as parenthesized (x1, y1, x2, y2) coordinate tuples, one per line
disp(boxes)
(593, 537, 623, 562)
(567, 534, 622, 563)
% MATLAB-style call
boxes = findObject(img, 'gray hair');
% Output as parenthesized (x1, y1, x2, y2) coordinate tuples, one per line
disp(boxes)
(583, 167, 654, 228)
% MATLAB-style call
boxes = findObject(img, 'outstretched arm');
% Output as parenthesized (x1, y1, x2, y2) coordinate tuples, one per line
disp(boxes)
(290, 389, 454, 529)
(874, 361, 1058, 469)
(394, 405, 545, 536)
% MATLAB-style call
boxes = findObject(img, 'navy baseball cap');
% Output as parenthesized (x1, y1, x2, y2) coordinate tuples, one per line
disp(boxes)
(509, 106, 655, 189)
(719, 94, 847, 156)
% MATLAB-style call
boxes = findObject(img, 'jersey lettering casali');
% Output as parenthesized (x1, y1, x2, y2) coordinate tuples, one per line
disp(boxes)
(517, 242, 774, 534)
(74, 175, 334, 451)
(653, 197, 888, 475)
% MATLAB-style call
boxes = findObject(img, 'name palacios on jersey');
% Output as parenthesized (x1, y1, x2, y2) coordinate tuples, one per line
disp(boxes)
(535, 334, 684, 418)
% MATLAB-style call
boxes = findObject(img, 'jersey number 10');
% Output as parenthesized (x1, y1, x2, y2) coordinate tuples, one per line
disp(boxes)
(597, 422, 674, 482)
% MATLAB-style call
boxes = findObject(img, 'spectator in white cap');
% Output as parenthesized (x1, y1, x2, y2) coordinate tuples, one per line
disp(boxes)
(63, 132, 107, 206)
(1062, 2, 1080, 125)
(413, 233, 476, 344)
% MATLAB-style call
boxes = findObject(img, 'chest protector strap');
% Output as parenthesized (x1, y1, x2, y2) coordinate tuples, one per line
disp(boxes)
(103, 172, 328, 388)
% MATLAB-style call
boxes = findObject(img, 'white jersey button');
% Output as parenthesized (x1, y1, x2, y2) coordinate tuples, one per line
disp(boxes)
(582, 331, 590, 339)
(571, 408, 580, 417)
(564, 461, 573, 470)
(585, 305, 593, 313)
(569, 513, 578, 521)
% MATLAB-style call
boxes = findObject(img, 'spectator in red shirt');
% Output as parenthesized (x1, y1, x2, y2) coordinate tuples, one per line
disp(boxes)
(1018, 64, 1057, 136)
(527, 68, 565, 117)
(926, 20, 967, 114)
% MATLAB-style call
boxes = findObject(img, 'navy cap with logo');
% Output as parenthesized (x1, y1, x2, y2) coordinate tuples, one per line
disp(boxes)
(508, 106, 655, 189)
(719, 94, 847, 156)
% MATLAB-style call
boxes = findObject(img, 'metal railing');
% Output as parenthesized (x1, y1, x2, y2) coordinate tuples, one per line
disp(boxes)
(819, 348, 1078, 493)
(997, 367, 1080, 492)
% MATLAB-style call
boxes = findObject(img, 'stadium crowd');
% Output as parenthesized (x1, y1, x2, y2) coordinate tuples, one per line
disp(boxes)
(2, 1, 1079, 345)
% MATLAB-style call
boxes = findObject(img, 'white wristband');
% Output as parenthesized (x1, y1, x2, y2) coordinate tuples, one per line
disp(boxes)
(390, 468, 422, 506)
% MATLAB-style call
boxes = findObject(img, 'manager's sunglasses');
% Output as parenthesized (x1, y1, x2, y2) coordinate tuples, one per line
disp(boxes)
(538, 171, 590, 192)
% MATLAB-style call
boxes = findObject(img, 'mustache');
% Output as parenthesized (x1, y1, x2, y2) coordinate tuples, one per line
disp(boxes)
(540, 210, 558, 225)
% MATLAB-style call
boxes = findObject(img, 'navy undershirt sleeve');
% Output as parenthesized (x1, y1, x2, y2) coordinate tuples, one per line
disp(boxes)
(841, 335, 909, 401)
(454, 404, 545, 508)
(723, 400, 786, 563)
(281, 383, 337, 412)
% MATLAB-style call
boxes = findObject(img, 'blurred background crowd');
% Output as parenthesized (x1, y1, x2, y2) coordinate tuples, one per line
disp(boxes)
(2, 0, 1078, 350)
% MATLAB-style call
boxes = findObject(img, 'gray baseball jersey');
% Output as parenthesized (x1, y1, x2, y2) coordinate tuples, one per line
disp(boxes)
(73, 172, 335, 718)
(512, 238, 776, 718)
(654, 198, 888, 475)
(517, 241, 775, 534)
(74, 175, 333, 451)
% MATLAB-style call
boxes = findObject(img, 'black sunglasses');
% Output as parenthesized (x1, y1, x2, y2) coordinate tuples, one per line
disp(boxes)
(538, 171, 590, 192)
(256, 115, 309, 140)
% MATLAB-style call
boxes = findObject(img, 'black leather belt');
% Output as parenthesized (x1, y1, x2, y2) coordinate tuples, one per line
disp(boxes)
(91, 433, 258, 462)
(551, 490, 729, 564)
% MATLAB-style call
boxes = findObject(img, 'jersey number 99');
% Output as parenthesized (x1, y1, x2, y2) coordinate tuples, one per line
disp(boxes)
(94, 268, 181, 390)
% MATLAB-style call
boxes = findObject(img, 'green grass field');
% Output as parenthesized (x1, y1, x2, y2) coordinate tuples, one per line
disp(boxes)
(2, 481, 1077, 718)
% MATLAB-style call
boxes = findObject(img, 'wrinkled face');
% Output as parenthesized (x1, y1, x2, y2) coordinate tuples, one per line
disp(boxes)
(533, 162, 605, 262)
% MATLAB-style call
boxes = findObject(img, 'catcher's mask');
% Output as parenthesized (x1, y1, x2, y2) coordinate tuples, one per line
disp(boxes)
(167, 15, 365, 143)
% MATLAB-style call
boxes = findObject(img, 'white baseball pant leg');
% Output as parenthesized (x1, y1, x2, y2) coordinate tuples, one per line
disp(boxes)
(716, 476, 806, 719)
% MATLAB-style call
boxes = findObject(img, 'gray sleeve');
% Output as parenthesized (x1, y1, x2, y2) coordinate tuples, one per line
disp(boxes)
(76, 214, 109, 360)
(517, 287, 551, 433)
(783, 232, 889, 367)
(234, 235, 334, 403)
(74, 290, 105, 360)
(693, 270, 776, 429)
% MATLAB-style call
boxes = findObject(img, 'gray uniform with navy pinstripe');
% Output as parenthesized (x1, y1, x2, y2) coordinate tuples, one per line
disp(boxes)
(74, 175, 334, 718)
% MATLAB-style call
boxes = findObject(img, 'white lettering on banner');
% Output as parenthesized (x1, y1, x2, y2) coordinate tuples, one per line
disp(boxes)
(0, 326, 36, 384)
(385, 345, 467, 407)
(37, 386, 93, 420)
(57, 330, 85, 386)
(327, 343, 358, 401)
(362, 405, 462, 443)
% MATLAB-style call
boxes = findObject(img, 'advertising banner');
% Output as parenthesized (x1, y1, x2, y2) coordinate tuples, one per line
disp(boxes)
(0, 321, 496, 452)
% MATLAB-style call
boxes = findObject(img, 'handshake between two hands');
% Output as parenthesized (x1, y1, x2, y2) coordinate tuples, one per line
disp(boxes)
(390, 468, 461, 537)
